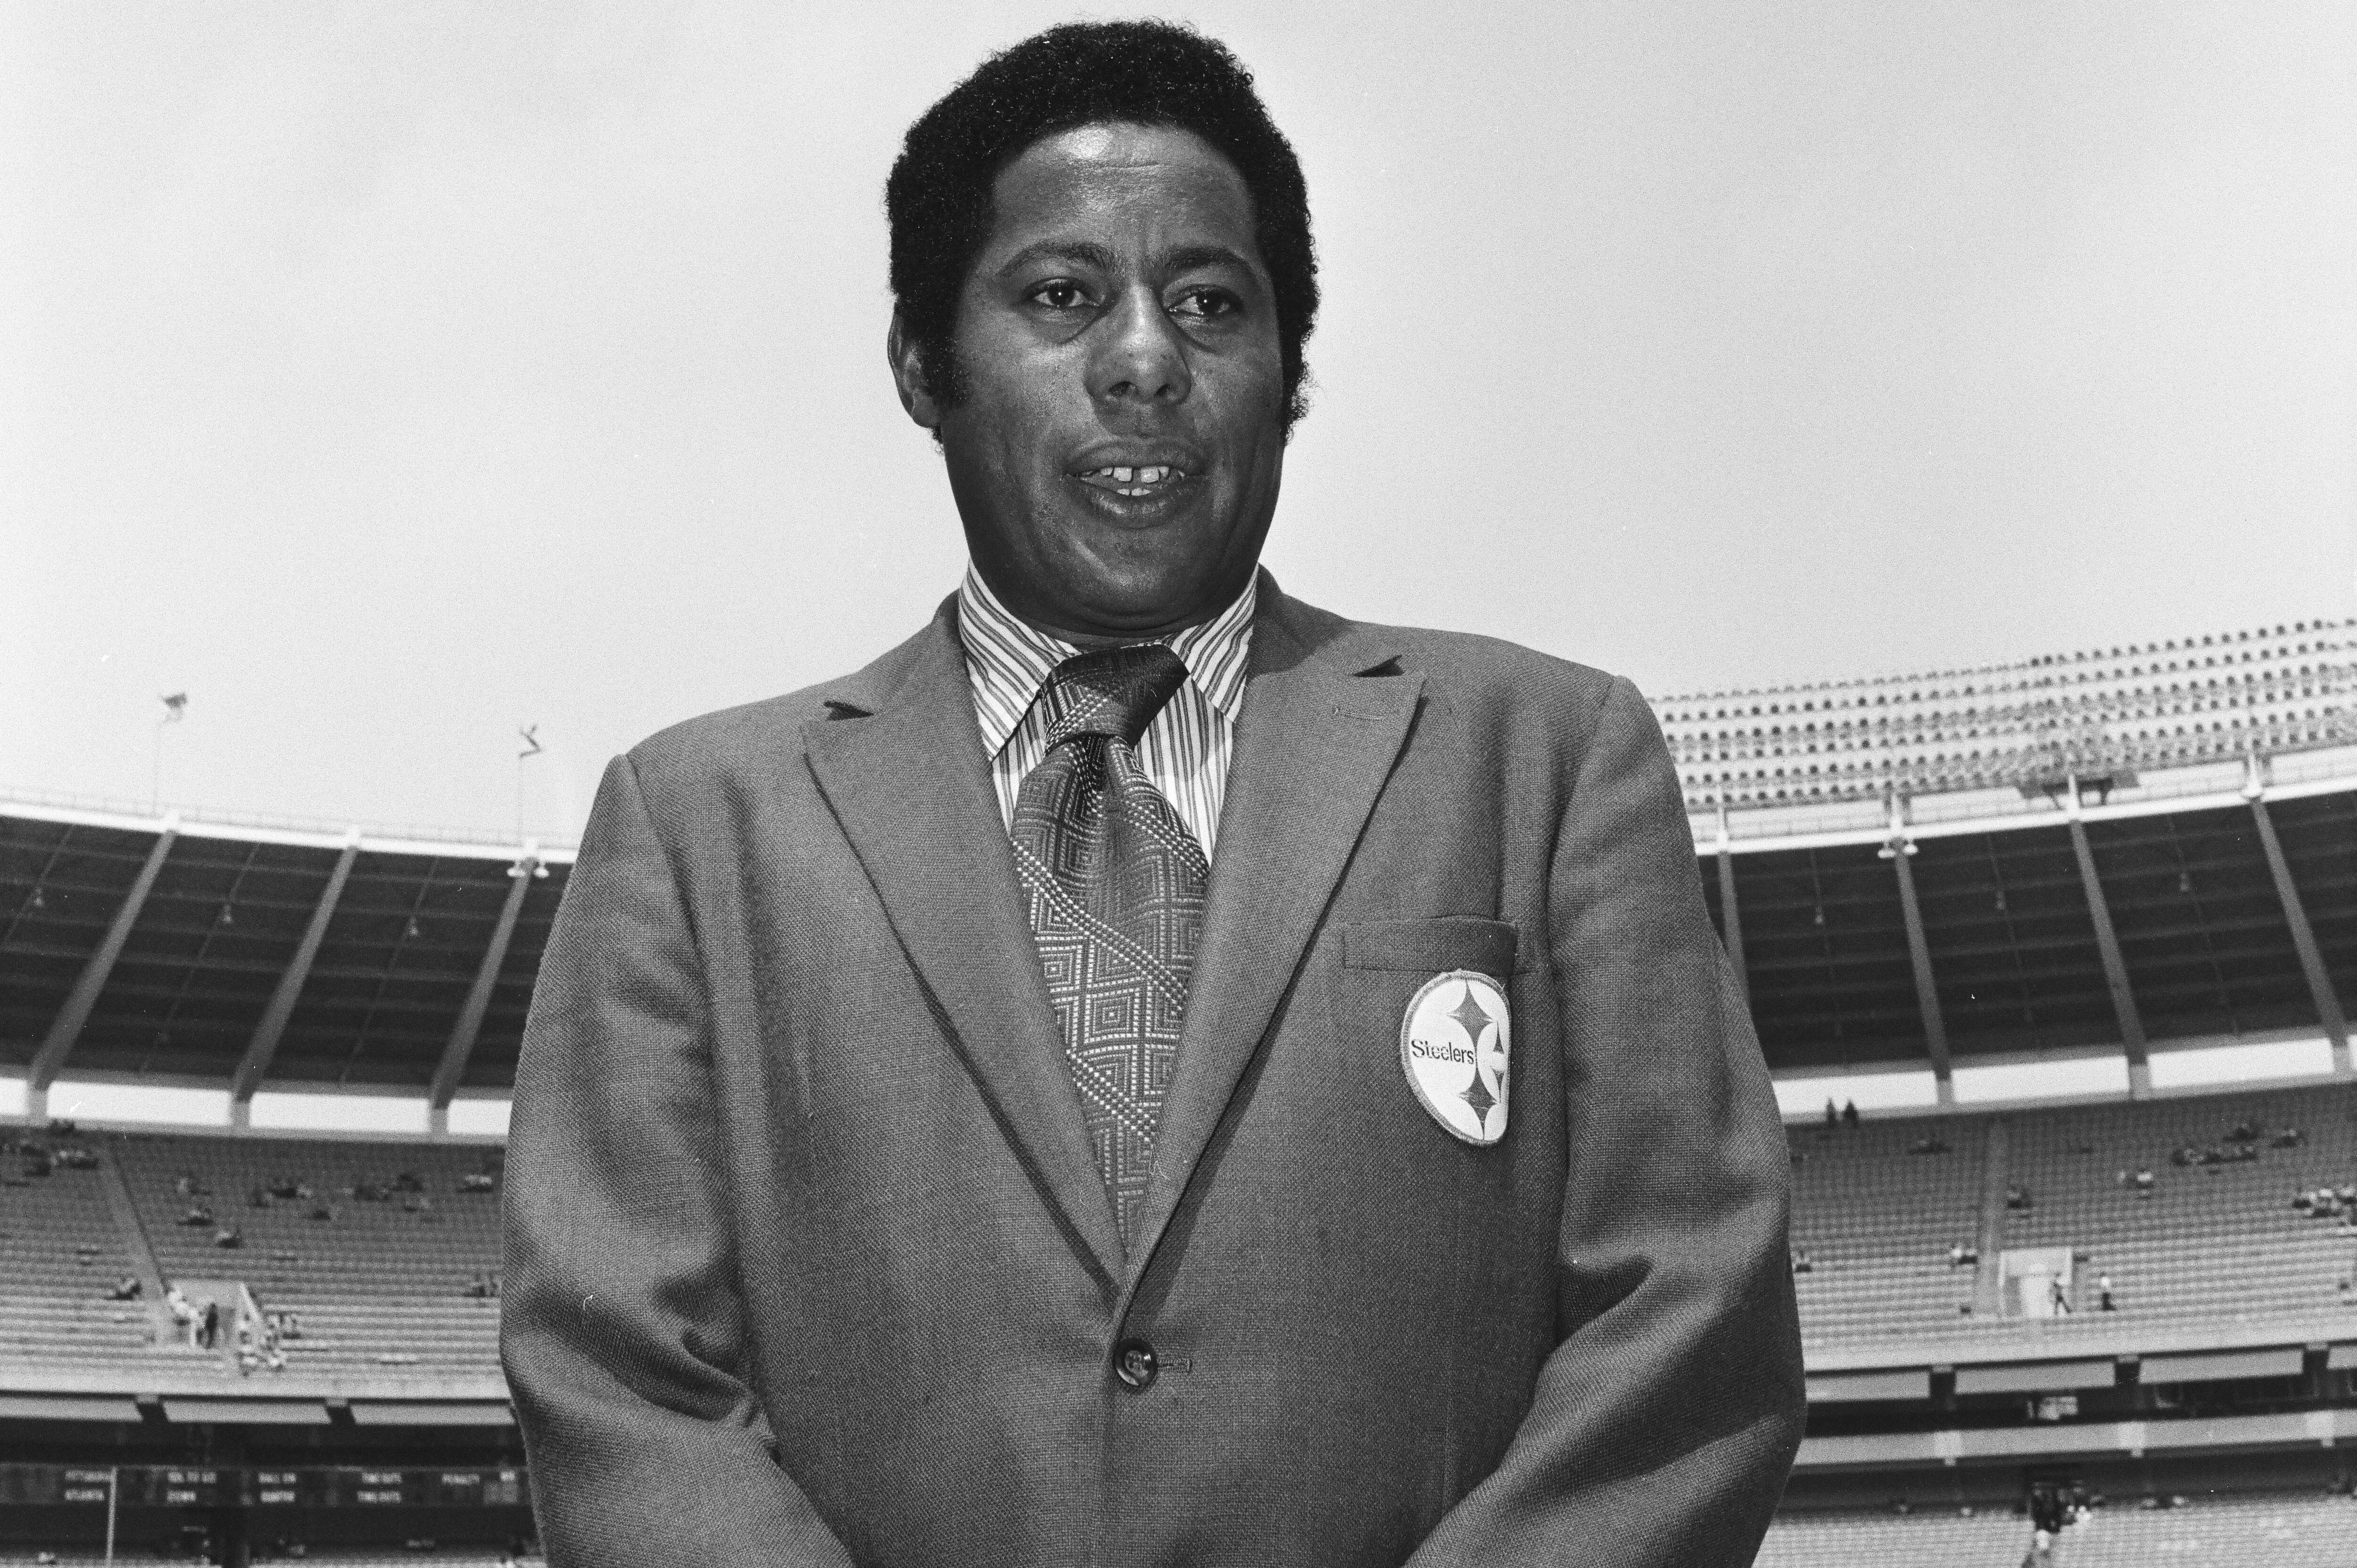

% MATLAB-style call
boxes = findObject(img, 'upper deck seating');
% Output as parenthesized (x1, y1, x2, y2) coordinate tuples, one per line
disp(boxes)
(1655, 619, 2354, 809)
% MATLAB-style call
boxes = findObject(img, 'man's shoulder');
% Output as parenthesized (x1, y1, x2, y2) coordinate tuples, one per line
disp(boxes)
(1279, 591, 1631, 721)
(1385, 621, 1622, 702)
(622, 685, 834, 778)
(621, 612, 946, 789)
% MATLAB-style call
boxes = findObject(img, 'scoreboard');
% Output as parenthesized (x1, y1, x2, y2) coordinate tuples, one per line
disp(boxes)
(0, 1464, 529, 1509)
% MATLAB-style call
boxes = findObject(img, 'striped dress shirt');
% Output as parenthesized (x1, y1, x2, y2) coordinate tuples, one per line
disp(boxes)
(956, 565, 1256, 861)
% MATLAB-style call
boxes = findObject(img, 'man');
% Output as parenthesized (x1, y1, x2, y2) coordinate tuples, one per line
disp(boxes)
(503, 21, 1802, 1568)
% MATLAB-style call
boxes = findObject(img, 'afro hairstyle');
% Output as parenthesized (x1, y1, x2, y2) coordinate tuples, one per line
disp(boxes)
(886, 19, 1318, 431)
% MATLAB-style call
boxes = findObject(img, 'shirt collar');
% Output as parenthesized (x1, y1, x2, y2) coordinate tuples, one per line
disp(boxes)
(956, 564, 1258, 758)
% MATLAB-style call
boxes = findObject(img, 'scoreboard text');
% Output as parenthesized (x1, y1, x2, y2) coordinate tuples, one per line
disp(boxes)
(0, 1465, 529, 1509)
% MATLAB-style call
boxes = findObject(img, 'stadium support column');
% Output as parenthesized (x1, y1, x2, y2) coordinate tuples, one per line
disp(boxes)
(28, 820, 179, 1116)
(1972, 1119, 2010, 1317)
(230, 833, 360, 1115)
(2064, 787, 2150, 1097)
(430, 845, 540, 1133)
(1882, 800, 1954, 1107)
(2245, 764, 2350, 1075)
(1715, 809, 1750, 1012)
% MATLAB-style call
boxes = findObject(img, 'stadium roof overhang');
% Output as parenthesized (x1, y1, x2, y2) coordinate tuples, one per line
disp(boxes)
(3, 751, 2351, 1111)
(1691, 760, 2357, 1094)
(1, 799, 570, 1106)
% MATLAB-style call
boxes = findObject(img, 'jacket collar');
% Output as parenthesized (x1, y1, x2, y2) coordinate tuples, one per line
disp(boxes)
(801, 572, 1422, 1287)
(955, 565, 1258, 761)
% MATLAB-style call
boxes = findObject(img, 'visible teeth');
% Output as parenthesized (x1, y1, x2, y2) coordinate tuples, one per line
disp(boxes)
(1084, 464, 1183, 486)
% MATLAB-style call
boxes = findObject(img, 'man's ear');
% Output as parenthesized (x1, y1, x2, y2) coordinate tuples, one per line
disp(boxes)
(886, 311, 942, 430)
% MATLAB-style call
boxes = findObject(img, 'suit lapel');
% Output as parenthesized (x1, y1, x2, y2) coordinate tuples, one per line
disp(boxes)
(1126, 587, 1424, 1276)
(802, 613, 1127, 1281)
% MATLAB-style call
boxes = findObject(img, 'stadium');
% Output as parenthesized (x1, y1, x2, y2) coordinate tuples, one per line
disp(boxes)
(1, 613, 2351, 1567)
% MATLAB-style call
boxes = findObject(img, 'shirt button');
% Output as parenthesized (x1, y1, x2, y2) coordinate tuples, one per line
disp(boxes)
(1114, 1338, 1158, 1391)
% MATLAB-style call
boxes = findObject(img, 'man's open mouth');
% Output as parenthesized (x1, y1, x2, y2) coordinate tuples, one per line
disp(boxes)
(1075, 465, 1191, 498)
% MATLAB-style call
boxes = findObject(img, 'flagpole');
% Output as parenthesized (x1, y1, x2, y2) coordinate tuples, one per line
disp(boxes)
(516, 726, 543, 842)
(153, 694, 188, 814)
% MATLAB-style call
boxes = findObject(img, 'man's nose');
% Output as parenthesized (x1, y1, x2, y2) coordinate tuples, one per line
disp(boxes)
(1087, 289, 1191, 410)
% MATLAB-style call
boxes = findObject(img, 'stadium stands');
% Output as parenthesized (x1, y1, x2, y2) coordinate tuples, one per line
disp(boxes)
(109, 1134, 503, 1376)
(1789, 1116, 1986, 1343)
(0, 1136, 164, 1366)
(0, 1559, 543, 1568)
(246, 1558, 542, 1567)
(6, 1089, 2353, 1380)
(1657, 617, 2354, 810)
(1791, 1084, 2357, 1350)
(0, 1130, 502, 1383)
(2002, 1084, 2357, 1329)
(1760, 1493, 2357, 1566)
(3, 613, 2352, 1563)
(1757, 1507, 2026, 1568)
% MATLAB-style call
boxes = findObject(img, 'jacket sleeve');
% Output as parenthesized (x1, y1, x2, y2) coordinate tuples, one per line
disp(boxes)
(502, 754, 854, 1568)
(1407, 675, 1807, 1568)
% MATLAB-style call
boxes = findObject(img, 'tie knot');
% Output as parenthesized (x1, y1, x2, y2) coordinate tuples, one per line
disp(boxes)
(1040, 644, 1188, 749)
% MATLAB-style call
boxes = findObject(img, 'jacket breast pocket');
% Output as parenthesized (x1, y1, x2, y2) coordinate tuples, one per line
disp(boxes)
(1334, 917, 1524, 1147)
(1341, 917, 1521, 979)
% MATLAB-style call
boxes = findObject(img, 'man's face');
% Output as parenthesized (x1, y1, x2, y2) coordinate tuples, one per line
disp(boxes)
(893, 122, 1288, 643)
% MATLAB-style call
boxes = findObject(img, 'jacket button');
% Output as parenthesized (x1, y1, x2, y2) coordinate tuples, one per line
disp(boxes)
(1114, 1338, 1157, 1391)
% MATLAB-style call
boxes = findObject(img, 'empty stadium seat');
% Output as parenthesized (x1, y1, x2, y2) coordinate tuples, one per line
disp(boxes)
(10, 1088, 2355, 1382)
(1760, 1493, 2357, 1567)
(1788, 1119, 1987, 1346)
(108, 1133, 504, 1375)
(0, 1139, 161, 1363)
(1790, 1083, 2357, 1349)
(1657, 619, 2355, 811)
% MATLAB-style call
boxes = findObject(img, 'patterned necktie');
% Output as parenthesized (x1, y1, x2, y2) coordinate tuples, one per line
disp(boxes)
(1009, 644, 1208, 1250)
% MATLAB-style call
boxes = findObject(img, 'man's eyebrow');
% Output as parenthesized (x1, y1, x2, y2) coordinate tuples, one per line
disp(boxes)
(1156, 243, 1258, 279)
(994, 239, 1119, 277)
(992, 239, 1262, 281)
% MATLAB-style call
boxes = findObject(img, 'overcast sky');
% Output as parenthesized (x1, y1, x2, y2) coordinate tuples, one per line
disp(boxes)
(5, 0, 2352, 844)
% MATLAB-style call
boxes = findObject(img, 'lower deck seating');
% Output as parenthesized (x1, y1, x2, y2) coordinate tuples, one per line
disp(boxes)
(1789, 1118, 1987, 1344)
(249, 1557, 543, 1566)
(1757, 1508, 2024, 1568)
(4, 1083, 2352, 1377)
(269, 1297, 502, 1371)
(106, 1132, 505, 1375)
(112, 1134, 503, 1297)
(1790, 1082, 2357, 1347)
(1761, 1494, 2357, 1566)
(2001, 1085, 2357, 1326)
(2, 1547, 542, 1556)
(0, 1138, 157, 1363)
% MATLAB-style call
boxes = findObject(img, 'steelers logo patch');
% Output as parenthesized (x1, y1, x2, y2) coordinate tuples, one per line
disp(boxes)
(1399, 970, 1511, 1146)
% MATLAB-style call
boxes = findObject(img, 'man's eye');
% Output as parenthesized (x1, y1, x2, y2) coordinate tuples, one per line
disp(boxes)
(1170, 288, 1238, 321)
(1028, 280, 1090, 310)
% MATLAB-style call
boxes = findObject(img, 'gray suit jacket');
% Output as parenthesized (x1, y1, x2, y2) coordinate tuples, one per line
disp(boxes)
(502, 575, 1804, 1568)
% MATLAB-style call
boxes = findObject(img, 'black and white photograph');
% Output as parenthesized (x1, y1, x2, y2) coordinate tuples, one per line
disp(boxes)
(2, 4, 2353, 1565)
